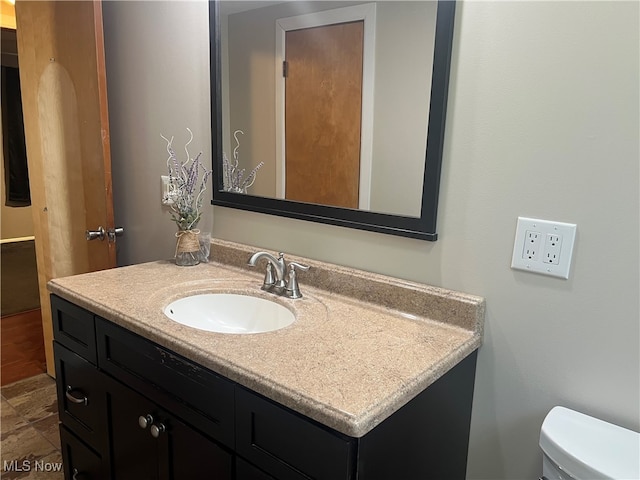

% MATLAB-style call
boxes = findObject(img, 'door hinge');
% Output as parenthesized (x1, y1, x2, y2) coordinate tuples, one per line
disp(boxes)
(282, 60, 288, 78)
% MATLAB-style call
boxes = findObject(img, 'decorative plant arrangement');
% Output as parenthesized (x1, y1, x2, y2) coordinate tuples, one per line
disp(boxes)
(223, 130, 264, 193)
(161, 128, 212, 266)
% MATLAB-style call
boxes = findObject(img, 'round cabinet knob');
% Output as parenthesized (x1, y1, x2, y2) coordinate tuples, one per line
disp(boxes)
(138, 414, 154, 429)
(150, 423, 166, 438)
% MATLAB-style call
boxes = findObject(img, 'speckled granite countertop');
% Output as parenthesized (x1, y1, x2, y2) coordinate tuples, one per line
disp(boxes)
(48, 239, 485, 438)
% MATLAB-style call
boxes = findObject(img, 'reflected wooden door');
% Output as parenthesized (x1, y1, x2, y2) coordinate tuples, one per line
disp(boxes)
(284, 21, 363, 209)
(15, 0, 115, 376)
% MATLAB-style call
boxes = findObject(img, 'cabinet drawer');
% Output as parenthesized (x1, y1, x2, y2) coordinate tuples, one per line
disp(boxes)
(54, 342, 107, 452)
(59, 425, 108, 480)
(51, 295, 97, 364)
(95, 318, 235, 448)
(236, 387, 356, 480)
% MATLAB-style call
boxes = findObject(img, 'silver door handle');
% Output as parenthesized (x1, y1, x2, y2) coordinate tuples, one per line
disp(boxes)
(86, 226, 123, 242)
(107, 227, 124, 242)
(86, 226, 106, 241)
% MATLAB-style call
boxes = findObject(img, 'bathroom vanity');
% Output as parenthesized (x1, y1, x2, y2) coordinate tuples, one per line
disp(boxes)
(49, 239, 484, 480)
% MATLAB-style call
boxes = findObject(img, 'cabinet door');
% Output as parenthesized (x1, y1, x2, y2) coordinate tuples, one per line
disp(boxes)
(107, 378, 159, 479)
(236, 387, 356, 480)
(158, 412, 233, 480)
(59, 426, 106, 480)
(107, 378, 232, 480)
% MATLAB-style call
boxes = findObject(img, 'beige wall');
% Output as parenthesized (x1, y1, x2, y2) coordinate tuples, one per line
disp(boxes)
(0, 18, 32, 240)
(103, 2, 639, 478)
(0, 116, 33, 240)
(369, 0, 434, 216)
(1, 0, 16, 30)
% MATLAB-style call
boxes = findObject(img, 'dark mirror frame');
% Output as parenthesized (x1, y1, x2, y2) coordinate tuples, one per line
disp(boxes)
(209, 0, 456, 241)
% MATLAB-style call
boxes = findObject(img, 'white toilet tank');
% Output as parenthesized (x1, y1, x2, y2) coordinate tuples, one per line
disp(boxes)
(540, 406, 640, 480)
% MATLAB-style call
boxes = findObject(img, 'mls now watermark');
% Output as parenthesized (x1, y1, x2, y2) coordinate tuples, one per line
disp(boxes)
(3, 459, 63, 472)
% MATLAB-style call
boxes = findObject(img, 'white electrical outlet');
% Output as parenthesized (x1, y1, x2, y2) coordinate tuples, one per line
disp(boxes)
(511, 217, 577, 279)
(543, 234, 562, 265)
(523, 230, 542, 261)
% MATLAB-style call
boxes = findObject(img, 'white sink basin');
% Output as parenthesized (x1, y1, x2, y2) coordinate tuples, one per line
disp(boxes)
(164, 293, 295, 334)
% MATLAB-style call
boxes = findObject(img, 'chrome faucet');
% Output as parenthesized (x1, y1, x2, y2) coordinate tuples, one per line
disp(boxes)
(247, 251, 309, 298)
(248, 251, 287, 291)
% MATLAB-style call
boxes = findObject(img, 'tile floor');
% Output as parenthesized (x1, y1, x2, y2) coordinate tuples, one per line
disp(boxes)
(1, 374, 63, 479)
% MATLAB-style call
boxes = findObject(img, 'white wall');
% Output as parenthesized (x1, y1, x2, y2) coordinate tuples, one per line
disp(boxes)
(103, 2, 639, 478)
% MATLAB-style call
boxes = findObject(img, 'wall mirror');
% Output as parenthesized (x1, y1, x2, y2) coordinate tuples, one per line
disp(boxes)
(210, 0, 456, 240)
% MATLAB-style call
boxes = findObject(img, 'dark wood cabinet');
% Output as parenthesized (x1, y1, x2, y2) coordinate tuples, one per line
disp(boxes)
(52, 295, 233, 480)
(54, 342, 108, 453)
(107, 379, 157, 479)
(106, 377, 232, 479)
(236, 387, 356, 480)
(51, 294, 477, 480)
(95, 318, 235, 449)
(51, 295, 98, 364)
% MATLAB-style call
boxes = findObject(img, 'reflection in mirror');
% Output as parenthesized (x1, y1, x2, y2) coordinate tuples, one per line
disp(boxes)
(210, 0, 456, 240)
(219, 1, 436, 217)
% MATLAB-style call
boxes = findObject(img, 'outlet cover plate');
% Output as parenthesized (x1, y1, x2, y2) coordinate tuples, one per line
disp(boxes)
(511, 217, 577, 279)
(161, 175, 174, 205)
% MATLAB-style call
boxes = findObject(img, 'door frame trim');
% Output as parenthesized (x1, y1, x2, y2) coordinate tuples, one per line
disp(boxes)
(274, 3, 376, 210)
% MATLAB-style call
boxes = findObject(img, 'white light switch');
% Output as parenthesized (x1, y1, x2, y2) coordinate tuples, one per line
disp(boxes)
(511, 217, 577, 279)
(161, 175, 174, 205)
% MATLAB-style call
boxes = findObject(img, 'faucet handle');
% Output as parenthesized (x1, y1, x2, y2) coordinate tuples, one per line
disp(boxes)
(288, 261, 310, 272)
(261, 262, 276, 291)
(285, 262, 310, 299)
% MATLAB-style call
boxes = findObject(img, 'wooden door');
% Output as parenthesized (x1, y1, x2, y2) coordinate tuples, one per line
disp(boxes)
(15, 0, 115, 376)
(284, 21, 363, 209)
